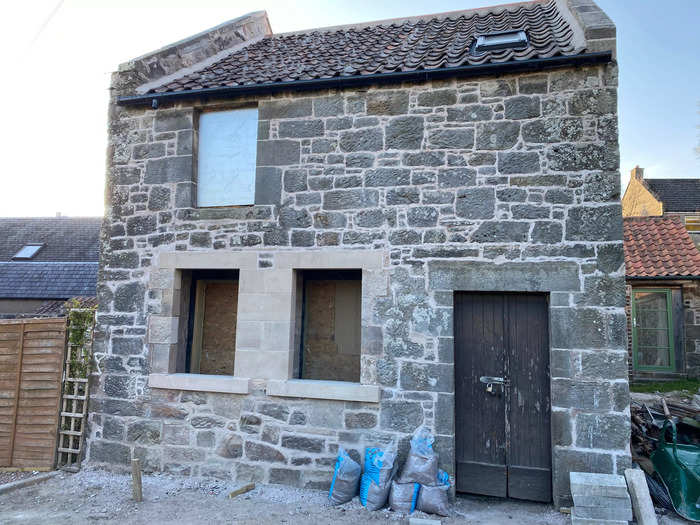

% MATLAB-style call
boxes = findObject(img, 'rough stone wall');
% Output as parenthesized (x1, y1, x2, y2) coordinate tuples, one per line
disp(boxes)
(684, 282, 700, 378)
(90, 62, 629, 507)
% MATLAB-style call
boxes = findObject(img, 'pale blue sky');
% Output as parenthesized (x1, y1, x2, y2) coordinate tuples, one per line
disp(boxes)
(0, 0, 697, 216)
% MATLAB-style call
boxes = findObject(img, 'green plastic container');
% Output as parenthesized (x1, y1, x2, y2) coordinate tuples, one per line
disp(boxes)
(651, 419, 700, 522)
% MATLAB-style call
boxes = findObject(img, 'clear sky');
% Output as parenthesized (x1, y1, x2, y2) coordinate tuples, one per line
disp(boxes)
(0, 0, 697, 217)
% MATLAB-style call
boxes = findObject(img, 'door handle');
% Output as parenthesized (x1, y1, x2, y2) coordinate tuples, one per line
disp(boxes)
(480, 376, 505, 384)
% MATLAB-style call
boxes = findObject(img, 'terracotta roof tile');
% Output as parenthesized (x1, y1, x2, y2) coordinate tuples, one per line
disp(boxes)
(623, 217, 700, 278)
(150, 0, 583, 94)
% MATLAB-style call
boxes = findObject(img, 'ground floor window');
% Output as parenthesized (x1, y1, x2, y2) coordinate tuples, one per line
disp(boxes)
(632, 288, 675, 371)
(293, 269, 361, 382)
(185, 270, 239, 375)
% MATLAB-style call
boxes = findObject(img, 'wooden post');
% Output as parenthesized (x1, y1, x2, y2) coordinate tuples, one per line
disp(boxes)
(131, 459, 143, 502)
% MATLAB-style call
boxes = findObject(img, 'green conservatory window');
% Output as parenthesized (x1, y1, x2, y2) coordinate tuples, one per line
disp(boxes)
(632, 289, 675, 371)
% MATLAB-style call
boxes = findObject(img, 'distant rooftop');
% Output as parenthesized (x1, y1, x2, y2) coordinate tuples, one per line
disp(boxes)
(645, 178, 700, 213)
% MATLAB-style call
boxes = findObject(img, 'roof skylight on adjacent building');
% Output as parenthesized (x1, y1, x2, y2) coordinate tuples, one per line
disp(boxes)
(13, 244, 44, 259)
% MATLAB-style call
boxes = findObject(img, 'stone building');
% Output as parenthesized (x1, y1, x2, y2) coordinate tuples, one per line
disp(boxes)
(624, 216, 700, 381)
(89, 0, 629, 507)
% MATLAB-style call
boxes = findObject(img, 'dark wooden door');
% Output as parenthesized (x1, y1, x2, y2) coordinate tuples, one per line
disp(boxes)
(454, 292, 551, 502)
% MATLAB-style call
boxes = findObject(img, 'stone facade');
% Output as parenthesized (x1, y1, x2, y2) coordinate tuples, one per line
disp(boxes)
(90, 8, 629, 509)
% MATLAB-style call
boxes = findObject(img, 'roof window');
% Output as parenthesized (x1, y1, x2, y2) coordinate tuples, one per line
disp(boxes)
(13, 244, 43, 259)
(473, 30, 528, 54)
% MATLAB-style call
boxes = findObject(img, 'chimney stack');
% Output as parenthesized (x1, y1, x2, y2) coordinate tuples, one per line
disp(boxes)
(631, 166, 644, 180)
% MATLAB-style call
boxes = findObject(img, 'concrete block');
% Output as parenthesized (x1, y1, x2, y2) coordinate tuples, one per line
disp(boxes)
(571, 519, 627, 525)
(572, 494, 631, 508)
(235, 350, 290, 380)
(571, 505, 632, 521)
(624, 468, 658, 525)
(570, 472, 629, 498)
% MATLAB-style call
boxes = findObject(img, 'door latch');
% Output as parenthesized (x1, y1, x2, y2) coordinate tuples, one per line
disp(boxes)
(479, 376, 507, 396)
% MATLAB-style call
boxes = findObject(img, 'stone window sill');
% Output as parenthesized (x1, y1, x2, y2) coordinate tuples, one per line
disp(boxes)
(148, 373, 250, 394)
(266, 379, 380, 403)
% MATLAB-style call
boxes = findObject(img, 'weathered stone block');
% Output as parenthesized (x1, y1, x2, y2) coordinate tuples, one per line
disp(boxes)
(90, 440, 131, 465)
(522, 118, 583, 143)
(475, 121, 520, 150)
(428, 260, 581, 292)
(471, 221, 529, 243)
(126, 420, 162, 444)
(386, 116, 424, 150)
(154, 110, 192, 132)
(144, 156, 192, 184)
(133, 142, 165, 160)
(407, 206, 438, 227)
(255, 167, 282, 205)
(323, 189, 379, 210)
(216, 434, 243, 458)
(365, 168, 410, 187)
(313, 96, 344, 117)
(379, 400, 423, 432)
(437, 168, 476, 188)
(568, 89, 617, 116)
(284, 169, 307, 192)
(259, 99, 312, 119)
(548, 143, 617, 172)
(428, 128, 474, 150)
(366, 90, 408, 115)
(257, 140, 301, 166)
(269, 468, 302, 486)
(455, 187, 495, 219)
(126, 215, 157, 236)
(344, 412, 377, 429)
(566, 205, 622, 241)
(338, 128, 383, 152)
(281, 435, 324, 453)
(497, 152, 540, 174)
(446, 104, 493, 122)
(417, 89, 457, 107)
(504, 96, 541, 119)
(278, 119, 324, 138)
(400, 362, 453, 392)
(402, 151, 444, 167)
(575, 413, 630, 450)
(245, 441, 286, 463)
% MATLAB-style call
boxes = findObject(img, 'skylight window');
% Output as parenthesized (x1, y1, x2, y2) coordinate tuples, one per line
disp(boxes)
(13, 244, 43, 259)
(473, 30, 528, 54)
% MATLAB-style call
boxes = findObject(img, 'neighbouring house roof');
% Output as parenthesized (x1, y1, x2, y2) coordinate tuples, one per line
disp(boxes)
(624, 216, 700, 278)
(33, 296, 99, 317)
(0, 217, 101, 299)
(143, 0, 588, 97)
(644, 178, 700, 213)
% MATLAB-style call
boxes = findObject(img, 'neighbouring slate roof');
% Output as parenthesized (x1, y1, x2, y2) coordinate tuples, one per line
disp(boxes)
(150, 0, 583, 94)
(0, 217, 102, 262)
(644, 179, 700, 213)
(624, 217, 700, 278)
(0, 263, 98, 299)
(0, 217, 101, 299)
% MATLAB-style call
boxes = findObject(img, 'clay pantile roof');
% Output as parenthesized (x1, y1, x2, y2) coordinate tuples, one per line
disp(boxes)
(624, 217, 700, 278)
(150, 0, 583, 94)
(644, 179, 700, 213)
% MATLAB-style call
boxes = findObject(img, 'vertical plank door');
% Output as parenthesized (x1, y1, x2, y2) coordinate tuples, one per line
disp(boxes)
(454, 292, 551, 502)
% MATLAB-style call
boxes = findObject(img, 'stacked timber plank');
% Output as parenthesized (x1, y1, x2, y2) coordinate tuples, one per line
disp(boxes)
(570, 472, 632, 524)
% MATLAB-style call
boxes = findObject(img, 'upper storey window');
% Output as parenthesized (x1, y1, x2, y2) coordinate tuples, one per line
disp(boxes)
(197, 108, 258, 207)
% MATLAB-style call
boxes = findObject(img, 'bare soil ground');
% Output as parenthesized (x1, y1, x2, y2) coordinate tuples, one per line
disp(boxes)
(0, 470, 41, 486)
(0, 468, 568, 524)
(0, 468, 686, 524)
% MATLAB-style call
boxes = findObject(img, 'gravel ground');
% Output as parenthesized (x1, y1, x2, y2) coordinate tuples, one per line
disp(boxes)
(0, 471, 41, 486)
(0, 468, 570, 524)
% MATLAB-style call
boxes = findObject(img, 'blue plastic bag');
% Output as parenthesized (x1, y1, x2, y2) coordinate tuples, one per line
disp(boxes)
(360, 447, 397, 510)
(389, 480, 420, 514)
(329, 447, 361, 505)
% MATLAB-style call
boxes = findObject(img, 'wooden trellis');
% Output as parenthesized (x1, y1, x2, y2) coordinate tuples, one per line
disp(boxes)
(56, 308, 95, 472)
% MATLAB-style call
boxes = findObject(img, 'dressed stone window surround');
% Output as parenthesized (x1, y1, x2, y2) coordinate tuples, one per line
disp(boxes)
(147, 249, 386, 402)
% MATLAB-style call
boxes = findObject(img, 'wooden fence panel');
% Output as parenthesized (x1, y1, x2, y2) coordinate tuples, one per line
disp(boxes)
(0, 318, 65, 469)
